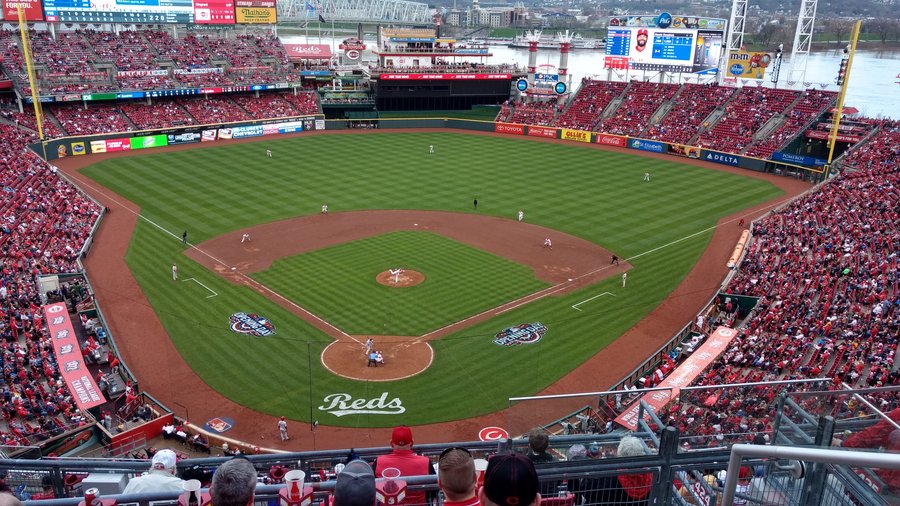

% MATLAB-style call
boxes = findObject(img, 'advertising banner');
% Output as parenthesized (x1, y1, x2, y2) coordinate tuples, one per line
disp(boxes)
(201, 129, 218, 142)
(117, 70, 168, 77)
(193, 0, 235, 24)
(771, 152, 827, 167)
(276, 121, 304, 134)
(3, 0, 44, 21)
(231, 125, 263, 138)
(615, 326, 737, 430)
(627, 138, 665, 153)
(218, 128, 233, 139)
(701, 149, 740, 166)
(495, 123, 525, 135)
(130, 134, 168, 150)
(167, 132, 202, 145)
(235, 2, 276, 24)
(667, 143, 701, 158)
(379, 73, 511, 80)
(43, 303, 106, 411)
(284, 44, 332, 60)
(805, 129, 862, 143)
(70, 141, 86, 155)
(726, 51, 772, 79)
(314, 119, 325, 130)
(561, 129, 591, 143)
(595, 134, 627, 147)
(527, 126, 557, 139)
(89, 138, 131, 154)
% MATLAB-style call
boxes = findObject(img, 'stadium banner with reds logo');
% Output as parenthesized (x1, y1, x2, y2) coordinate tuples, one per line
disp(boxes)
(805, 129, 862, 143)
(3, 0, 44, 20)
(595, 134, 627, 147)
(284, 44, 332, 60)
(235, 0, 276, 23)
(701, 149, 741, 166)
(43, 303, 106, 411)
(561, 129, 591, 143)
(615, 326, 737, 430)
(527, 126, 557, 139)
(495, 123, 524, 135)
(726, 51, 772, 79)
(193, 0, 235, 24)
(627, 138, 665, 153)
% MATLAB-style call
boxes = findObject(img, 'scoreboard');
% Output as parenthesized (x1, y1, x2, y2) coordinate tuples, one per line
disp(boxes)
(604, 13, 726, 74)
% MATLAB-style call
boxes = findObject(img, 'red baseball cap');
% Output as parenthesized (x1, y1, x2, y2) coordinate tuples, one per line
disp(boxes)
(638, 28, 649, 37)
(391, 426, 413, 446)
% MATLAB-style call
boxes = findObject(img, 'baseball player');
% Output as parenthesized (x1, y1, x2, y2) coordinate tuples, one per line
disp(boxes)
(543, 238, 552, 249)
(643, 172, 651, 182)
(429, 144, 434, 154)
(622, 272, 627, 287)
(365, 337, 374, 356)
(172, 263, 178, 281)
(241, 233, 251, 243)
(321, 203, 328, 214)
(278, 416, 289, 441)
(518, 210, 524, 222)
(266, 149, 272, 158)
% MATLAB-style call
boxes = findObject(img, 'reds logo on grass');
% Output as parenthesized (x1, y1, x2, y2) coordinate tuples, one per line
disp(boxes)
(229, 312, 276, 337)
(493, 322, 547, 346)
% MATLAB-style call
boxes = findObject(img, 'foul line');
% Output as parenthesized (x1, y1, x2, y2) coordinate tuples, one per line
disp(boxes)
(182, 277, 218, 298)
(571, 292, 616, 311)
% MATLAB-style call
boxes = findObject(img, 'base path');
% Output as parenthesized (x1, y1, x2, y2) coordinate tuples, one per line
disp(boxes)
(55, 128, 811, 451)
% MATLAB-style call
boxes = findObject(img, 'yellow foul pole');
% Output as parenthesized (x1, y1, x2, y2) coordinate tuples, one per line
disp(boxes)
(825, 20, 862, 175)
(17, 6, 45, 141)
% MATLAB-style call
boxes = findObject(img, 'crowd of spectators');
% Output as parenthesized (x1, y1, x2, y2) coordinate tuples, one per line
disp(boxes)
(119, 101, 197, 130)
(552, 78, 626, 131)
(696, 87, 800, 154)
(179, 96, 251, 124)
(644, 83, 735, 145)
(0, 123, 101, 447)
(506, 99, 561, 126)
(596, 81, 679, 137)
(49, 104, 132, 136)
(744, 90, 836, 158)
(231, 93, 299, 120)
(839, 120, 900, 172)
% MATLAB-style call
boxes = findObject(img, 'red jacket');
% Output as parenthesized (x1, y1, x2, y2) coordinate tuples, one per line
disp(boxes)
(374, 449, 434, 505)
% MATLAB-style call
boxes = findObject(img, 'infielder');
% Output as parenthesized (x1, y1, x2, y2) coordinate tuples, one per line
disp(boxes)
(543, 238, 552, 249)
(241, 233, 251, 243)
(622, 272, 627, 287)
(278, 416, 289, 441)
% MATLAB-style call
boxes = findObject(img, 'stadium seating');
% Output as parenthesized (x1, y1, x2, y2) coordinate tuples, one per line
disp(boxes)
(645, 83, 735, 145)
(552, 79, 627, 131)
(278, 91, 321, 116)
(696, 87, 800, 154)
(743, 90, 836, 158)
(596, 81, 679, 137)
(231, 93, 300, 119)
(49, 104, 132, 136)
(119, 101, 197, 130)
(840, 121, 900, 172)
(507, 99, 560, 126)
(178, 96, 251, 124)
(0, 123, 102, 447)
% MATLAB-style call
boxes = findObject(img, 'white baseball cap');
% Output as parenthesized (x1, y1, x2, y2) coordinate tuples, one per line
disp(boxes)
(151, 449, 177, 470)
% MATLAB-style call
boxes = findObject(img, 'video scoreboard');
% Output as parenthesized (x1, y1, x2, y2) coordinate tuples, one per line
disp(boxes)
(604, 13, 726, 75)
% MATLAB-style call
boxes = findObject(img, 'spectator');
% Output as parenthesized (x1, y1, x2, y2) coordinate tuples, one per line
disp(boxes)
(0, 493, 23, 506)
(526, 430, 555, 463)
(437, 447, 479, 506)
(333, 460, 376, 506)
(594, 436, 652, 505)
(211, 458, 258, 506)
(122, 449, 184, 494)
(373, 426, 435, 505)
(478, 452, 540, 506)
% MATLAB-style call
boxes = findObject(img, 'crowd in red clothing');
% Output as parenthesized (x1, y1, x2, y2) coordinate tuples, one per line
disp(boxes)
(840, 120, 900, 172)
(0, 123, 101, 447)
(552, 78, 626, 131)
(644, 83, 735, 145)
(596, 81, 679, 137)
(743, 90, 836, 158)
(505, 99, 560, 126)
(696, 87, 800, 154)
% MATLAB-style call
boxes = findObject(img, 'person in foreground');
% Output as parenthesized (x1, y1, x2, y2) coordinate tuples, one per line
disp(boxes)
(211, 458, 258, 506)
(122, 449, 185, 494)
(438, 447, 480, 506)
(478, 452, 541, 506)
(333, 460, 377, 506)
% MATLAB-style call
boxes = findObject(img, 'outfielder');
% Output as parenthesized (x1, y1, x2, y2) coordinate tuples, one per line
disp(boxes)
(172, 263, 178, 281)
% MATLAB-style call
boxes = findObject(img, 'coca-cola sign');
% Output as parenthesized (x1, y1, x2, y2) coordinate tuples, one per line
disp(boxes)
(596, 134, 626, 147)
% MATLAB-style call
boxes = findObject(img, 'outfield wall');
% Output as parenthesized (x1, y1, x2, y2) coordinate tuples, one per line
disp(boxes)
(35, 116, 824, 182)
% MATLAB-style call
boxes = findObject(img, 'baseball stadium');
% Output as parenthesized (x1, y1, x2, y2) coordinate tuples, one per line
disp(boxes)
(0, 1, 897, 505)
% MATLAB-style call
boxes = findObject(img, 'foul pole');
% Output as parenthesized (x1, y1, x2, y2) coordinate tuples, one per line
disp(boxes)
(825, 20, 861, 176)
(17, 7, 45, 141)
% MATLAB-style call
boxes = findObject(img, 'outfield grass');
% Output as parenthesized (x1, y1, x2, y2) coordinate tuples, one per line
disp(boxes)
(83, 131, 783, 426)
(252, 231, 549, 336)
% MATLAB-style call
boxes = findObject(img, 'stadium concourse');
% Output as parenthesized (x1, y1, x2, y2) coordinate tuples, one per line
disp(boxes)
(0, 27, 896, 462)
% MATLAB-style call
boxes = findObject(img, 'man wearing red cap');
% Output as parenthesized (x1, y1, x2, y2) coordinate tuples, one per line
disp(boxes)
(635, 29, 649, 52)
(374, 426, 435, 505)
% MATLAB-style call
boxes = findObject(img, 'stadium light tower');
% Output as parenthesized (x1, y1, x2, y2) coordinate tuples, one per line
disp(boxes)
(787, 0, 818, 85)
(720, 0, 748, 85)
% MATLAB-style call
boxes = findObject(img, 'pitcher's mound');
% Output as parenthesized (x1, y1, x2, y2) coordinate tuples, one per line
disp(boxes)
(376, 269, 424, 287)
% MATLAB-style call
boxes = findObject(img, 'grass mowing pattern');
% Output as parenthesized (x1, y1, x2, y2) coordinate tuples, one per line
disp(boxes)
(82, 132, 784, 426)
(252, 231, 549, 336)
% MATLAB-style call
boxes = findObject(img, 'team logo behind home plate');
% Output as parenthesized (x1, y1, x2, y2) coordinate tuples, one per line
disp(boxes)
(493, 322, 547, 346)
(230, 312, 276, 337)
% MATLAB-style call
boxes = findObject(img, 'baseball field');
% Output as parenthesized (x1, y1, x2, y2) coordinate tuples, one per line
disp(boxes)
(74, 130, 787, 433)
